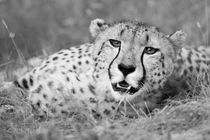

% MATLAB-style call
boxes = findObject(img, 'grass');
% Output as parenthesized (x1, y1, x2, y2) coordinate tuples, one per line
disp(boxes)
(0, 0, 210, 139)
(1, 81, 210, 140)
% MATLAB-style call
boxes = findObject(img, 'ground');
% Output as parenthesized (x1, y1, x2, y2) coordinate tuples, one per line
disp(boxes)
(0, 0, 210, 140)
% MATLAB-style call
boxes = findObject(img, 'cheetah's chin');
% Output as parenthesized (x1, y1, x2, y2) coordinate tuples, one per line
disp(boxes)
(112, 80, 139, 95)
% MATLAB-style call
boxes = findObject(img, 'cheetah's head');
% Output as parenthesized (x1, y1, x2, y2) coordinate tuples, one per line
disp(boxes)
(90, 18, 186, 101)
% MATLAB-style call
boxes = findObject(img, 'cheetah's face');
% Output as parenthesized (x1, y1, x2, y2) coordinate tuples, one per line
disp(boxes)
(90, 19, 186, 101)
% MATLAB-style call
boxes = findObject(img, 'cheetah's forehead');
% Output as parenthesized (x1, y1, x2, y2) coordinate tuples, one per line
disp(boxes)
(100, 21, 161, 43)
(97, 23, 167, 51)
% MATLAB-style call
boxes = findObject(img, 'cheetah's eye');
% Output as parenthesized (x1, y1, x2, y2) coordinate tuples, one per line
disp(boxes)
(109, 39, 121, 48)
(144, 47, 159, 55)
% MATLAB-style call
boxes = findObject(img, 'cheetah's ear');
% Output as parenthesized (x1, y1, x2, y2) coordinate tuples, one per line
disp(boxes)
(168, 30, 186, 48)
(89, 18, 109, 38)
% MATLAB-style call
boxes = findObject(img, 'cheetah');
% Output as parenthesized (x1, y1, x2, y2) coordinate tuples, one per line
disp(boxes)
(13, 18, 210, 118)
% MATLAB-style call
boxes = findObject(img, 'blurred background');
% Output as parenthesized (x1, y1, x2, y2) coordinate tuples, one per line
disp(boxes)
(0, 0, 209, 65)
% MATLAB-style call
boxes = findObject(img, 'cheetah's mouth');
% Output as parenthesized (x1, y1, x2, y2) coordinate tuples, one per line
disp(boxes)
(112, 80, 139, 95)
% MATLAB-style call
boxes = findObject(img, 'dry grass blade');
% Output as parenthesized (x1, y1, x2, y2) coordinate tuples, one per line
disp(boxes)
(144, 102, 151, 118)
(205, 0, 209, 45)
(121, 89, 130, 117)
(0, 60, 14, 67)
(112, 97, 125, 118)
(126, 99, 142, 118)
(2, 19, 27, 66)
(123, 98, 127, 117)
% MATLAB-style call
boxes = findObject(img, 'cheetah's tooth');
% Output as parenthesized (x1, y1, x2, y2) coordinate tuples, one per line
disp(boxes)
(116, 83, 121, 88)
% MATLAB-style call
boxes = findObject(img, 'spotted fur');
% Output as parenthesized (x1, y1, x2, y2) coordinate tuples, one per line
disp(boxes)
(13, 18, 210, 118)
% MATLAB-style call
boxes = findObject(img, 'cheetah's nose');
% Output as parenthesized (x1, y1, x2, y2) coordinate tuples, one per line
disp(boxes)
(118, 63, 136, 76)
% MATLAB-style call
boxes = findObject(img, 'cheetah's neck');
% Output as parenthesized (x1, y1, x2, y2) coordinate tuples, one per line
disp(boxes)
(174, 46, 210, 79)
